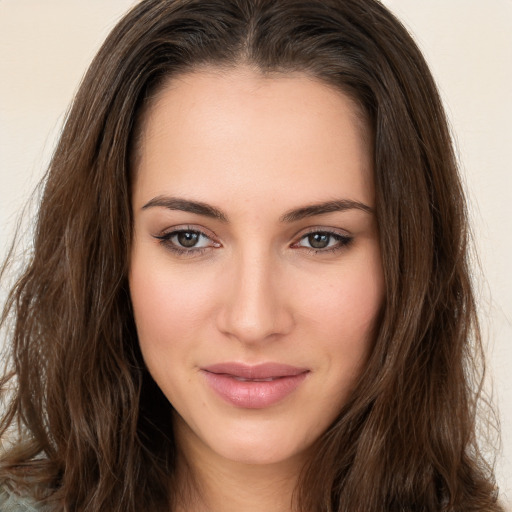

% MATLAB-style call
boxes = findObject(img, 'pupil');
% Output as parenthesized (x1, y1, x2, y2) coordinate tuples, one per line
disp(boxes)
(309, 233, 330, 249)
(178, 231, 199, 248)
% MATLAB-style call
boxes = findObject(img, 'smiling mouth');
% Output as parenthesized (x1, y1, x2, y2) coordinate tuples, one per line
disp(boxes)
(202, 362, 309, 379)
(200, 362, 309, 409)
(230, 376, 281, 382)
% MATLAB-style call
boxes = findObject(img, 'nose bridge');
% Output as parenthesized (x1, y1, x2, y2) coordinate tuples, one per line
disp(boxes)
(218, 243, 292, 343)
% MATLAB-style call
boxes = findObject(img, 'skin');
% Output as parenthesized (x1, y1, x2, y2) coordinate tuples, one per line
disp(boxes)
(129, 66, 384, 512)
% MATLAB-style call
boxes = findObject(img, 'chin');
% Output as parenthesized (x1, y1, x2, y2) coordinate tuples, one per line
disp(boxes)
(196, 417, 318, 468)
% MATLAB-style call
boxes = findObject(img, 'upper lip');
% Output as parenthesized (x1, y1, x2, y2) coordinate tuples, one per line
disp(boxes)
(201, 362, 309, 379)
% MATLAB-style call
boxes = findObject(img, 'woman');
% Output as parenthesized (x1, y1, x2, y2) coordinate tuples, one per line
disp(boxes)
(0, 0, 504, 510)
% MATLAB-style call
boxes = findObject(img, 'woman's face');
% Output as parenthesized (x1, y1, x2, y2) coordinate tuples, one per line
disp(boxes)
(129, 67, 384, 467)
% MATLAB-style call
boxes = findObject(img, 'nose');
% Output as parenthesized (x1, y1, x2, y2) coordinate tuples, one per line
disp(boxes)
(216, 248, 294, 345)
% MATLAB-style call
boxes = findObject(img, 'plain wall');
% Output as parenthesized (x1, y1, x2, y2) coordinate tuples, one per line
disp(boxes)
(1, 0, 510, 507)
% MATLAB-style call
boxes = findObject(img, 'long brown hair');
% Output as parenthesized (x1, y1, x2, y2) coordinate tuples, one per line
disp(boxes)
(0, 0, 503, 510)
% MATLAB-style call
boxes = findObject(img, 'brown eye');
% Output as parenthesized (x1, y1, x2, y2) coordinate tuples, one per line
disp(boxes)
(295, 231, 353, 252)
(308, 233, 330, 249)
(154, 229, 218, 253)
(177, 231, 200, 247)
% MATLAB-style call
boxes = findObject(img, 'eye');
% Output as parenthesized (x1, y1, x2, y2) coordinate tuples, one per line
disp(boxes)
(172, 230, 208, 248)
(153, 228, 220, 254)
(294, 230, 352, 252)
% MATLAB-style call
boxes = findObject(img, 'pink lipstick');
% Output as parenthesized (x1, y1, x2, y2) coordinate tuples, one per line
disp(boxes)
(201, 363, 309, 409)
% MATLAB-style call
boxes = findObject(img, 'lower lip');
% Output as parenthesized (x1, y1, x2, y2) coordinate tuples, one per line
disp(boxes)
(202, 371, 308, 409)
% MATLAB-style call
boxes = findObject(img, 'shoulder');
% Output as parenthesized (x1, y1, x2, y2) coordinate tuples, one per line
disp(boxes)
(0, 486, 51, 512)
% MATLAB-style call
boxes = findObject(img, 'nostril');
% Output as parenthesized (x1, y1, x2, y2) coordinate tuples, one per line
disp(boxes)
(215, 256, 295, 343)
(216, 293, 294, 344)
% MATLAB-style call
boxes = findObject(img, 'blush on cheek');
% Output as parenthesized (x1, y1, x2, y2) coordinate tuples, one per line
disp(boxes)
(315, 273, 382, 369)
(130, 257, 202, 326)
(314, 268, 382, 323)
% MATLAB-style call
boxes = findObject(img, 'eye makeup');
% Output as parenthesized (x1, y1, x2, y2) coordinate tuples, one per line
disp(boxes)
(292, 229, 353, 255)
(153, 225, 221, 257)
(153, 225, 353, 258)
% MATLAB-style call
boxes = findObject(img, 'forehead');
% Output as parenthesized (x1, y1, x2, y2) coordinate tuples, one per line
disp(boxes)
(132, 66, 374, 210)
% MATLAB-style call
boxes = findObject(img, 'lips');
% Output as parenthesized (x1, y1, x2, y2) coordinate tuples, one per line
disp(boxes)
(201, 363, 309, 409)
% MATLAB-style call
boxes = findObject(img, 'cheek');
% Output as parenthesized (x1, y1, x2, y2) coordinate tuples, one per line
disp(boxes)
(128, 249, 212, 368)
(129, 238, 220, 328)
(301, 256, 383, 338)
(305, 265, 383, 412)
(130, 271, 182, 346)
(296, 249, 384, 384)
(128, 257, 215, 412)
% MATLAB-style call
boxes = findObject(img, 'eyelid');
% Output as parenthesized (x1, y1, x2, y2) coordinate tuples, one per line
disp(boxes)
(153, 224, 222, 255)
(292, 225, 352, 241)
(155, 224, 220, 241)
(290, 226, 353, 252)
(152, 224, 353, 257)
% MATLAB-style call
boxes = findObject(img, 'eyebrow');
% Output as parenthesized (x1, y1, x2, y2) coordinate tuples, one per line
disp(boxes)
(279, 199, 373, 222)
(142, 196, 228, 221)
(142, 196, 373, 223)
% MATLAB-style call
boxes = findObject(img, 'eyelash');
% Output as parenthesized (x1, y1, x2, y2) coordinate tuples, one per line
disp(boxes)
(153, 227, 218, 257)
(293, 230, 353, 254)
(153, 227, 353, 257)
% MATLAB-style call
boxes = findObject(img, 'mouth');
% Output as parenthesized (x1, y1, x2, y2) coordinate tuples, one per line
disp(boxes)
(202, 362, 309, 379)
(200, 362, 309, 409)
(229, 376, 281, 382)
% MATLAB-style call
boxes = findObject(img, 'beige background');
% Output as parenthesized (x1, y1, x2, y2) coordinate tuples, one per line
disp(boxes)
(0, 0, 510, 507)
